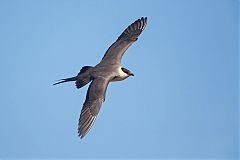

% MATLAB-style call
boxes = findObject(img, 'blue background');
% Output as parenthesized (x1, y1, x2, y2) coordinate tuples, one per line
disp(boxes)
(0, 0, 238, 159)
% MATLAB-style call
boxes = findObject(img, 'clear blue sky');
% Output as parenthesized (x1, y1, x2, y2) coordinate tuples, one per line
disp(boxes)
(0, 0, 238, 159)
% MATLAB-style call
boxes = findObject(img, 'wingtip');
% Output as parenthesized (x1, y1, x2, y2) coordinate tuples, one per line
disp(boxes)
(78, 129, 82, 138)
(135, 17, 147, 31)
(78, 134, 84, 139)
(144, 17, 147, 24)
(78, 124, 86, 139)
(78, 130, 86, 139)
(140, 17, 147, 27)
(139, 17, 147, 22)
(141, 17, 147, 20)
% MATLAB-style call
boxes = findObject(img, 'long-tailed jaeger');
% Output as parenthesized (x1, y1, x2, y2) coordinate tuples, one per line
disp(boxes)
(54, 17, 147, 139)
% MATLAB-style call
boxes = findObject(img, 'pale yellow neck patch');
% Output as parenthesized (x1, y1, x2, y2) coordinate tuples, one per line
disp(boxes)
(118, 67, 128, 78)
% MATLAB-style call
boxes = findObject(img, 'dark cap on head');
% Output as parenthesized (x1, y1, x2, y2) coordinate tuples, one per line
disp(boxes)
(121, 67, 134, 76)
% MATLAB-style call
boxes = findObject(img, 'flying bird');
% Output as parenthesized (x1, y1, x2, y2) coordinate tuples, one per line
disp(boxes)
(54, 17, 147, 139)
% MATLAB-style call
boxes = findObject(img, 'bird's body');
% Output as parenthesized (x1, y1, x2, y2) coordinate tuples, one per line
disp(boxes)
(54, 17, 147, 139)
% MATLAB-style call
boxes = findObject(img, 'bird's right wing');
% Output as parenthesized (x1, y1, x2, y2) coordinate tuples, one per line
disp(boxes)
(100, 17, 147, 65)
(78, 76, 111, 139)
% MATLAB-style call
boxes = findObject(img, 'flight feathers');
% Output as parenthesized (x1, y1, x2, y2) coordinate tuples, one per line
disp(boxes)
(101, 17, 147, 63)
(117, 17, 147, 41)
(78, 77, 110, 139)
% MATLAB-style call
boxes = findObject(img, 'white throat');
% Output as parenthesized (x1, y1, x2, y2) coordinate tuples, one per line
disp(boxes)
(118, 67, 128, 78)
(111, 67, 129, 82)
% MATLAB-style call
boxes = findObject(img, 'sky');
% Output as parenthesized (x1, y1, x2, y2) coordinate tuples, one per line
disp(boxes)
(0, 0, 238, 159)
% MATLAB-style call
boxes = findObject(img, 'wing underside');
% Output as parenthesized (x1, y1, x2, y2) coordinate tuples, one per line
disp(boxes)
(78, 77, 110, 138)
(101, 17, 147, 64)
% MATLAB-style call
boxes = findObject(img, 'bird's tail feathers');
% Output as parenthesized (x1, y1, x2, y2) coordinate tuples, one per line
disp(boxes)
(53, 76, 77, 85)
(53, 66, 93, 87)
(75, 66, 93, 89)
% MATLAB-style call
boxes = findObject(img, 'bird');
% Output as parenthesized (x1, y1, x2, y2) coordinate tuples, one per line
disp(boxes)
(54, 17, 147, 139)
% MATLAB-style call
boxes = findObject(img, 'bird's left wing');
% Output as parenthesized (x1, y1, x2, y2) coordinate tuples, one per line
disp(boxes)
(78, 76, 111, 139)
(100, 17, 147, 65)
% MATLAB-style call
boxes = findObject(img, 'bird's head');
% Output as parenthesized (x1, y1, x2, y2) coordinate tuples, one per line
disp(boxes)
(121, 67, 134, 77)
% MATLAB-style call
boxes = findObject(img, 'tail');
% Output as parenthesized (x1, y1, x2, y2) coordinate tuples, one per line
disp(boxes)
(53, 66, 93, 88)
(75, 66, 93, 89)
(53, 76, 77, 85)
